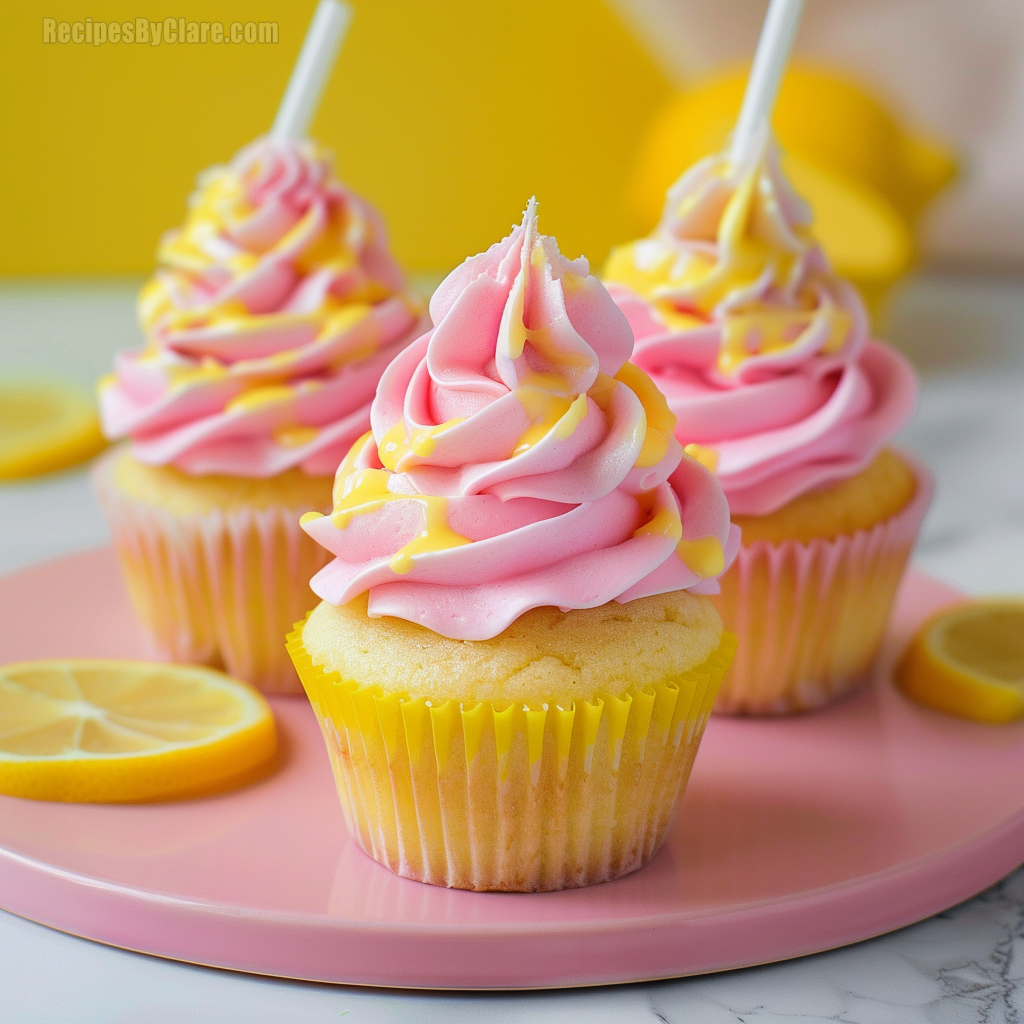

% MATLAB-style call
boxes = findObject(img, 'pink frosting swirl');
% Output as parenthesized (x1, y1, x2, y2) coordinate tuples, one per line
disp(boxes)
(603, 140, 917, 516)
(303, 202, 739, 640)
(99, 136, 425, 477)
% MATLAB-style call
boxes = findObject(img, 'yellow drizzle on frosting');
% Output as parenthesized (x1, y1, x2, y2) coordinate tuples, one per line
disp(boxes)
(138, 142, 419, 425)
(512, 388, 588, 457)
(330, 467, 470, 575)
(614, 362, 677, 468)
(331, 431, 373, 505)
(676, 536, 726, 579)
(633, 497, 682, 546)
(631, 489, 724, 579)
(274, 425, 319, 448)
(604, 153, 852, 378)
(683, 442, 719, 473)
(225, 384, 295, 413)
(378, 418, 466, 471)
(718, 305, 850, 376)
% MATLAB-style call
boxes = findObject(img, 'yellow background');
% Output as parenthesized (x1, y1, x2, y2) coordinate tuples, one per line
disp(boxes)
(0, 1, 669, 277)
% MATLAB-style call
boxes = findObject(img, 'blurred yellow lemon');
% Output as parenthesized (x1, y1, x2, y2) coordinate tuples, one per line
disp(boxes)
(0, 381, 107, 480)
(0, 660, 278, 802)
(897, 602, 1024, 724)
(628, 63, 957, 323)
(782, 153, 913, 318)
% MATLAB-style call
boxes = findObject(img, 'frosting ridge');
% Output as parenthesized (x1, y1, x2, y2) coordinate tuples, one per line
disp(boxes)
(604, 138, 916, 515)
(100, 136, 425, 477)
(303, 201, 739, 640)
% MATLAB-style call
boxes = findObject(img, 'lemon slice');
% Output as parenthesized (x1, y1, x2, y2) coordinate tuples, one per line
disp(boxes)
(897, 601, 1024, 723)
(0, 660, 277, 802)
(0, 381, 108, 480)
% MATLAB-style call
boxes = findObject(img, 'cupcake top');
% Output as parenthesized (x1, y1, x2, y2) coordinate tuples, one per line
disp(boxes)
(603, 137, 917, 516)
(99, 136, 425, 477)
(302, 201, 739, 640)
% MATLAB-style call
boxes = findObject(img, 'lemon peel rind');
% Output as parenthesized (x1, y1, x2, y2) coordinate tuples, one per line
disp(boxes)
(0, 659, 278, 803)
(896, 601, 1024, 725)
(0, 383, 108, 481)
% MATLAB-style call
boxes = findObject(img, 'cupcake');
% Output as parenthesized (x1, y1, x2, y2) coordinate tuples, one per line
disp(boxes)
(95, 136, 426, 694)
(604, 136, 931, 715)
(288, 202, 739, 891)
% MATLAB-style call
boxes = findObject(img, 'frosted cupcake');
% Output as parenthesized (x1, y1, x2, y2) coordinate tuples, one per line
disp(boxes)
(95, 136, 426, 694)
(604, 138, 931, 715)
(288, 202, 739, 891)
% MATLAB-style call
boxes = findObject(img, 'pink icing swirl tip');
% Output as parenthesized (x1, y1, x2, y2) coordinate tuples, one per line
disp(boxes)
(604, 138, 917, 516)
(99, 136, 426, 477)
(303, 200, 739, 640)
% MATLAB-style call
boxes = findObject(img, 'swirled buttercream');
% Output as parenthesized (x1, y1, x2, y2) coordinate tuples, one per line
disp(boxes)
(99, 136, 425, 477)
(302, 201, 739, 640)
(604, 137, 916, 516)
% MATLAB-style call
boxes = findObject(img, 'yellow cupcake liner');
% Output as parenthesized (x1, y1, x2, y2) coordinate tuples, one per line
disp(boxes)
(288, 618, 735, 891)
(93, 450, 331, 695)
(712, 462, 933, 715)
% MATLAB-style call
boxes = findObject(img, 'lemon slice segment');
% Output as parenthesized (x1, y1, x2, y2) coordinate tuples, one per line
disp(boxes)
(0, 660, 278, 802)
(897, 601, 1024, 723)
(0, 381, 108, 480)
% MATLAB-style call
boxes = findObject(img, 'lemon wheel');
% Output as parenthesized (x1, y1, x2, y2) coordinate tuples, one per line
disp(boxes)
(0, 381, 107, 480)
(0, 660, 278, 802)
(897, 601, 1024, 723)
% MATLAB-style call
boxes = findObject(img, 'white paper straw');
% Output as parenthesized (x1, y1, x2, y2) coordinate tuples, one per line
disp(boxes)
(271, 0, 352, 142)
(729, 0, 806, 166)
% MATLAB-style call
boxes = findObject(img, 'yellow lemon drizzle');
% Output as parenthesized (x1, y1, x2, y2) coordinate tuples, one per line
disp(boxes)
(629, 475, 725, 577)
(331, 431, 373, 505)
(148, 144, 399, 341)
(633, 495, 683, 545)
(676, 536, 726, 578)
(512, 388, 588, 457)
(378, 418, 466, 471)
(171, 299, 250, 331)
(607, 154, 857, 378)
(321, 301, 372, 334)
(166, 357, 229, 390)
(274, 425, 319, 448)
(614, 362, 677, 468)
(683, 442, 719, 473)
(225, 384, 295, 414)
(330, 467, 470, 575)
(719, 305, 850, 376)
(657, 305, 709, 333)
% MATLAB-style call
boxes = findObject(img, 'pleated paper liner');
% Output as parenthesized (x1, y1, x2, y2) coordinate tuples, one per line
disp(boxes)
(712, 457, 934, 716)
(288, 619, 736, 892)
(92, 450, 331, 695)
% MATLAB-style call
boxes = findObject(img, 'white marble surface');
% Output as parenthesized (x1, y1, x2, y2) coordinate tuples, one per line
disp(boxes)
(1, 275, 1022, 1022)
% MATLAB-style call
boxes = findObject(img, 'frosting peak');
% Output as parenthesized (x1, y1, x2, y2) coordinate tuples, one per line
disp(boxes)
(303, 203, 738, 640)
(604, 139, 916, 516)
(100, 136, 425, 477)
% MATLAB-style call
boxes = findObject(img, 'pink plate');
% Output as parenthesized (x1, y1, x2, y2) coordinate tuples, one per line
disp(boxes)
(1, 548, 1022, 990)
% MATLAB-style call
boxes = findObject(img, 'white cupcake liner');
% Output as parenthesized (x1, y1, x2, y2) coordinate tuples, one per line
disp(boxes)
(93, 451, 331, 695)
(712, 457, 934, 715)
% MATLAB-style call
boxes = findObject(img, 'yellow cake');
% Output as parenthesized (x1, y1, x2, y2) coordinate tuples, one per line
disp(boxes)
(291, 592, 731, 891)
(96, 448, 332, 694)
(732, 448, 917, 545)
(711, 448, 927, 714)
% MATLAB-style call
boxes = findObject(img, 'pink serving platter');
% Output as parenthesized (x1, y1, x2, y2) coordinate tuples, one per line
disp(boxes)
(0, 547, 1022, 990)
